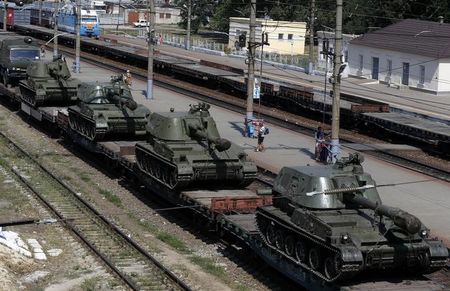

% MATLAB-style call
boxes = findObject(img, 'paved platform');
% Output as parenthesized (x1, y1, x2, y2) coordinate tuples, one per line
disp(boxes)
(101, 34, 450, 122)
(65, 52, 450, 246)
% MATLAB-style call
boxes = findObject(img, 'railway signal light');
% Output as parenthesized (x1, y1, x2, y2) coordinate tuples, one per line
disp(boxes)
(238, 33, 246, 48)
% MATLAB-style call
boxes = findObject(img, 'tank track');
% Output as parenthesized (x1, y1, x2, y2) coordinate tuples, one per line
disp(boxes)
(135, 145, 190, 190)
(256, 207, 361, 282)
(19, 84, 41, 107)
(68, 110, 106, 141)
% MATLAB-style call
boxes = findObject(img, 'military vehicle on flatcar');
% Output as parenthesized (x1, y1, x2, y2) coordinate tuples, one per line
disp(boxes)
(0, 34, 40, 86)
(135, 102, 257, 190)
(256, 153, 448, 282)
(68, 75, 150, 140)
(19, 56, 80, 106)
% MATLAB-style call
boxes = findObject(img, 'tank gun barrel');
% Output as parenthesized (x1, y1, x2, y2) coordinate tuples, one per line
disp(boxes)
(188, 124, 231, 152)
(348, 194, 421, 234)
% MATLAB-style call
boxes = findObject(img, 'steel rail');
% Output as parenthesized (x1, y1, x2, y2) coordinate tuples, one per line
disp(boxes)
(0, 131, 191, 291)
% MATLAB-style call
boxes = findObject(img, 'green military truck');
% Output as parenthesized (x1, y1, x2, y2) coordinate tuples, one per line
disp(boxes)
(0, 33, 40, 86)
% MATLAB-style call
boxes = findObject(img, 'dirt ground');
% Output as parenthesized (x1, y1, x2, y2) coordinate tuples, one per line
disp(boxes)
(0, 100, 284, 289)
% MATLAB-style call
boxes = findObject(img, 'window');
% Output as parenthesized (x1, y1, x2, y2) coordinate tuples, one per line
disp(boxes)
(359, 55, 363, 71)
(278, 33, 284, 40)
(165, 13, 171, 18)
(288, 34, 293, 40)
(419, 65, 425, 84)
(159, 13, 164, 18)
(387, 59, 392, 76)
(344, 50, 348, 62)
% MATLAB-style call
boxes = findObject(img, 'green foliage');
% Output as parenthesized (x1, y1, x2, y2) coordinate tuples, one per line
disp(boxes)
(175, 0, 215, 33)
(156, 232, 191, 253)
(98, 188, 122, 207)
(80, 277, 99, 291)
(192, 0, 450, 34)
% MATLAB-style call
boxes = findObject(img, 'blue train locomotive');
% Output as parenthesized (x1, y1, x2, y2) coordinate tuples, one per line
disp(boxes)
(57, 3, 100, 37)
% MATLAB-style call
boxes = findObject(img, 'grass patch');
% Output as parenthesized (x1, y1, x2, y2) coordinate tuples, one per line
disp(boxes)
(190, 256, 226, 279)
(156, 232, 190, 254)
(98, 188, 122, 207)
(80, 277, 99, 291)
(128, 213, 191, 254)
(79, 172, 91, 183)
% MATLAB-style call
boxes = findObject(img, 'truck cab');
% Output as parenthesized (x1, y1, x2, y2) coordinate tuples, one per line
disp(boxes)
(0, 35, 40, 86)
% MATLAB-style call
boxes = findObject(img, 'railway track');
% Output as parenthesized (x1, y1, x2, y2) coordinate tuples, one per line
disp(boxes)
(0, 131, 191, 291)
(40, 41, 450, 184)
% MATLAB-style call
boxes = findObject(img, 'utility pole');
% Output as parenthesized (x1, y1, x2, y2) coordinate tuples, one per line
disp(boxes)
(116, 0, 121, 33)
(74, 0, 81, 73)
(308, 0, 315, 74)
(245, 0, 256, 131)
(185, 0, 191, 50)
(330, 0, 343, 163)
(3, 0, 7, 31)
(39, 0, 42, 26)
(53, 0, 59, 58)
(146, 0, 155, 99)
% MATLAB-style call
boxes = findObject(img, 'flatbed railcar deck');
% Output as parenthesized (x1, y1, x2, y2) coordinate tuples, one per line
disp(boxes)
(58, 114, 448, 290)
(13, 23, 450, 151)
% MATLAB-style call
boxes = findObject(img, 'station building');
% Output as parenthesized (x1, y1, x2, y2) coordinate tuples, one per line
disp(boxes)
(347, 18, 450, 94)
(228, 17, 307, 55)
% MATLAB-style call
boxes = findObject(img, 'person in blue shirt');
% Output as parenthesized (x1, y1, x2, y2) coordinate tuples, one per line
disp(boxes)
(315, 126, 326, 160)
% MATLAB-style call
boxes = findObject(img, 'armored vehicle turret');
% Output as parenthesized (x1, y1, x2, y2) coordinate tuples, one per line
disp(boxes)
(256, 153, 448, 282)
(0, 35, 40, 86)
(19, 56, 80, 106)
(68, 75, 150, 140)
(135, 102, 257, 190)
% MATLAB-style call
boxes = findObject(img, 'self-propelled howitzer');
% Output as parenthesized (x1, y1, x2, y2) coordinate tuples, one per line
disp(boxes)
(256, 153, 448, 282)
(68, 75, 150, 141)
(135, 102, 257, 189)
(19, 56, 80, 106)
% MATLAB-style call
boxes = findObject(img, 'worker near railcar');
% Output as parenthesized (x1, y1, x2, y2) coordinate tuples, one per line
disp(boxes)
(123, 70, 132, 87)
(256, 122, 266, 152)
(315, 126, 326, 160)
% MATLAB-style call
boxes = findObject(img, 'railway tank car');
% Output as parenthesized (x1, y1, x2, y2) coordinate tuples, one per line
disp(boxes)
(256, 153, 448, 282)
(135, 102, 257, 190)
(68, 75, 150, 141)
(19, 56, 80, 106)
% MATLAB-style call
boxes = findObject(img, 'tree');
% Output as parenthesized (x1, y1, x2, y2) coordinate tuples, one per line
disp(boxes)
(175, 0, 215, 33)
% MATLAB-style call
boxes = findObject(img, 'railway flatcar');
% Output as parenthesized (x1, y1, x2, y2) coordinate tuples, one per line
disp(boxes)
(58, 3, 99, 38)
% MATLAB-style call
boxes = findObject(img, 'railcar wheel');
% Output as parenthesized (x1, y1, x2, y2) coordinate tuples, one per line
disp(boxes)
(265, 224, 276, 246)
(284, 236, 295, 256)
(324, 254, 341, 279)
(309, 248, 321, 270)
(295, 241, 307, 262)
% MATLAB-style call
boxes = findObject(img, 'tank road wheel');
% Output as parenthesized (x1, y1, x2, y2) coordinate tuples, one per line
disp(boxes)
(284, 236, 295, 257)
(274, 230, 284, 250)
(167, 169, 177, 188)
(265, 224, 276, 246)
(324, 254, 341, 280)
(308, 248, 321, 271)
(416, 251, 431, 273)
(295, 241, 307, 262)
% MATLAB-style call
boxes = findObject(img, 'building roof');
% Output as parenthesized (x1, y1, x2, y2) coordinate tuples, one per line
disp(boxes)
(350, 19, 450, 58)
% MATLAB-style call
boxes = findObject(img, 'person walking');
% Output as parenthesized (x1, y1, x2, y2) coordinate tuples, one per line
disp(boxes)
(256, 122, 266, 152)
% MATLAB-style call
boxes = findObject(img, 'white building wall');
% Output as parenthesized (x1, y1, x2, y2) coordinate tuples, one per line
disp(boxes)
(348, 44, 441, 93)
(437, 59, 450, 93)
